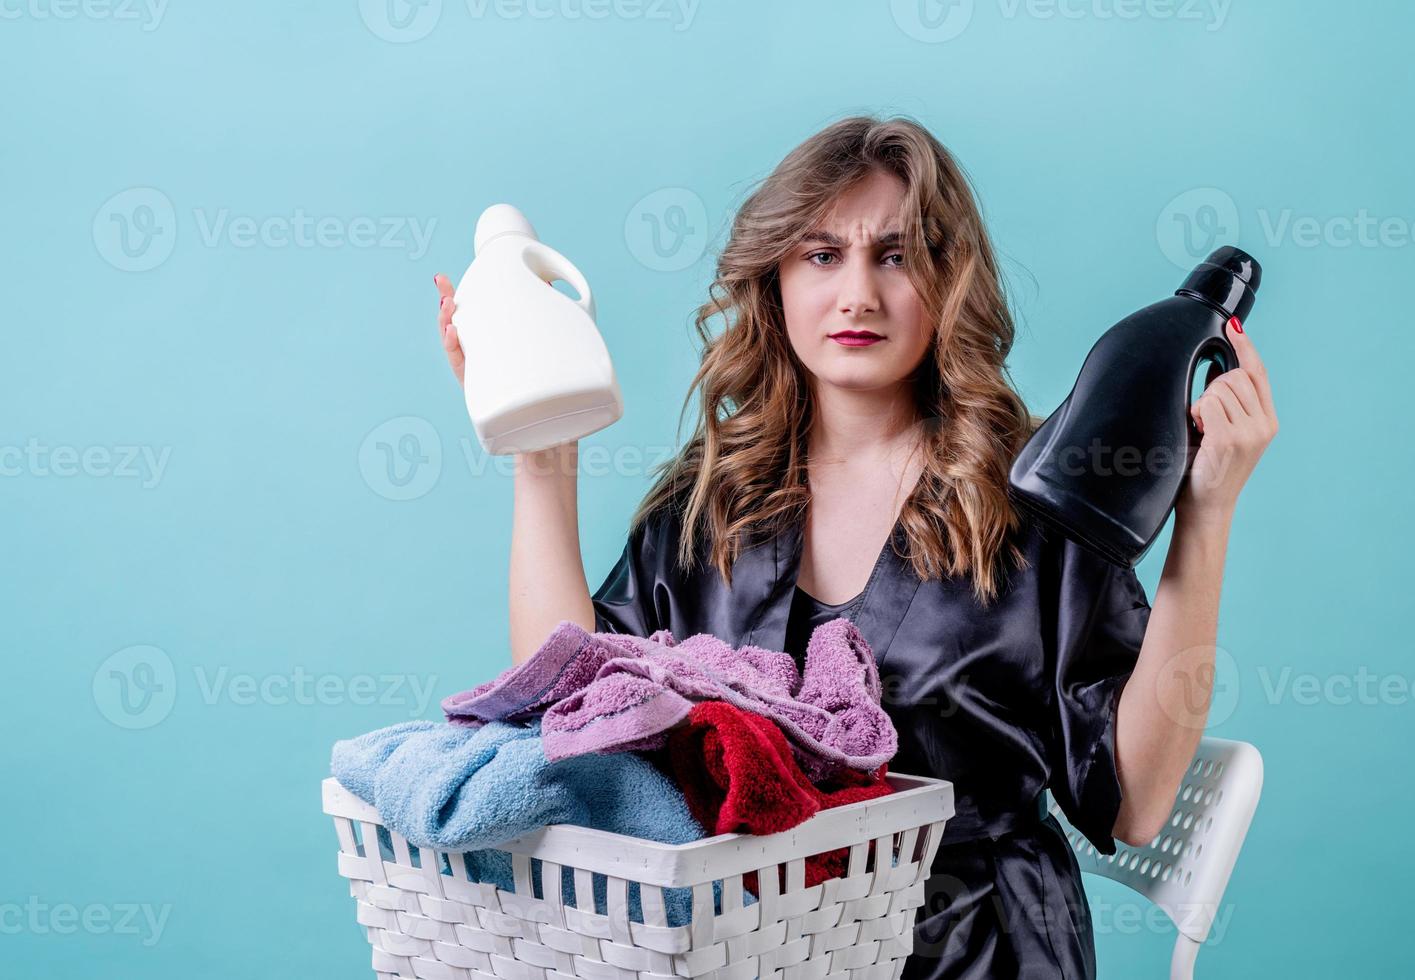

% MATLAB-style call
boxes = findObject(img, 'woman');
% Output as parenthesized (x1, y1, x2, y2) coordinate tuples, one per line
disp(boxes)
(432, 116, 1277, 979)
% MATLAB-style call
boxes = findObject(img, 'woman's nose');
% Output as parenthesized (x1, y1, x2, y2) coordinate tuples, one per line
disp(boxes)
(837, 258, 882, 317)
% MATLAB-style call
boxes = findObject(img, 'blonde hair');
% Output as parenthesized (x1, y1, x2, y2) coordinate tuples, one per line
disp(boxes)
(633, 114, 1037, 605)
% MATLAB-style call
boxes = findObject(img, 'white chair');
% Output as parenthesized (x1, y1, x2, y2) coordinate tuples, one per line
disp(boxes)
(1047, 737, 1263, 980)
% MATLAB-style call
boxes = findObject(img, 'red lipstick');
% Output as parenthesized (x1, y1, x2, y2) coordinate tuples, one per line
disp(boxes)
(828, 329, 884, 347)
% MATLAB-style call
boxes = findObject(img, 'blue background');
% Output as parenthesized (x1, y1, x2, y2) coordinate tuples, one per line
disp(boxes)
(2, 1, 1409, 976)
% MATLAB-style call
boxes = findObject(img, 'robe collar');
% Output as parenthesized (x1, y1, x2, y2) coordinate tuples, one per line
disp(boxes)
(738, 510, 922, 662)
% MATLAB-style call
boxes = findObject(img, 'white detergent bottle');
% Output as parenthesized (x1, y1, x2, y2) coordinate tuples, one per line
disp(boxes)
(452, 204, 623, 455)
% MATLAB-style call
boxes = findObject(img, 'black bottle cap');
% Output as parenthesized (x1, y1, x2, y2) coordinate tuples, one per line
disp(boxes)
(1176, 246, 1262, 324)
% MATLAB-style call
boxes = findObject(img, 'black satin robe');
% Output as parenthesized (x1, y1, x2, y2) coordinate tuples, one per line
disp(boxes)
(590, 503, 1152, 980)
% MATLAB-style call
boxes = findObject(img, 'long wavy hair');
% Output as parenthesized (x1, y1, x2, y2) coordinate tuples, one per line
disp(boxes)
(631, 114, 1039, 605)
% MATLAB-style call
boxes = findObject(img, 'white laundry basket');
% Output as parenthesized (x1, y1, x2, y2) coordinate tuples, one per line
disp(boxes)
(322, 772, 953, 980)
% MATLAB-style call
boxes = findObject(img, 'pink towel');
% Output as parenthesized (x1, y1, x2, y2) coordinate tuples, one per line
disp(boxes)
(443, 619, 897, 782)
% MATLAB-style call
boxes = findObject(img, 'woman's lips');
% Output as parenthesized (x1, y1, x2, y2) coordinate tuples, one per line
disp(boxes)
(829, 330, 884, 347)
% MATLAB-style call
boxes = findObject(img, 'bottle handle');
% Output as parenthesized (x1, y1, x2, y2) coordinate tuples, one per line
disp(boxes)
(1187, 336, 1238, 434)
(522, 240, 596, 320)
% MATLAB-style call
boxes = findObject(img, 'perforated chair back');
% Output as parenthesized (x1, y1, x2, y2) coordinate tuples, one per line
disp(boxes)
(1048, 737, 1263, 979)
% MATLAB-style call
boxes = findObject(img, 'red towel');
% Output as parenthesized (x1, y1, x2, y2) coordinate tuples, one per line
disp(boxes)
(665, 700, 893, 894)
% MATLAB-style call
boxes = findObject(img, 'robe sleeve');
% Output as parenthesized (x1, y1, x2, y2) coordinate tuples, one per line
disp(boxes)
(590, 511, 670, 637)
(1049, 537, 1153, 854)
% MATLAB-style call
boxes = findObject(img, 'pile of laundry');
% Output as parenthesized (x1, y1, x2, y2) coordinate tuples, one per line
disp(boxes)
(330, 617, 898, 926)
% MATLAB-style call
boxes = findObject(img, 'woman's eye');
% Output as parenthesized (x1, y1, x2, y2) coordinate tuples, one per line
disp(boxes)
(807, 251, 904, 267)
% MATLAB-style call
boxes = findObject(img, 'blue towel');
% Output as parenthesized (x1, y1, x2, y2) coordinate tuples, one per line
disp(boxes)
(331, 718, 754, 924)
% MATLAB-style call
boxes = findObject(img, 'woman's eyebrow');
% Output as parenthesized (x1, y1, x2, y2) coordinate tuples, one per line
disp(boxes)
(801, 230, 903, 247)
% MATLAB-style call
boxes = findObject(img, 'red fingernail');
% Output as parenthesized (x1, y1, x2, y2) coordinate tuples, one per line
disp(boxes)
(1228, 316, 1243, 334)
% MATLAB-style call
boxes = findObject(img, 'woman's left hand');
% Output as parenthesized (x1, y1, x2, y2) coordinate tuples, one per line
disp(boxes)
(1177, 317, 1279, 523)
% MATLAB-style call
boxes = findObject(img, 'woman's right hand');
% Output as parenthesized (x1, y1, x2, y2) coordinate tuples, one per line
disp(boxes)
(433, 273, 465, 385)
(432, 279, 590, 664)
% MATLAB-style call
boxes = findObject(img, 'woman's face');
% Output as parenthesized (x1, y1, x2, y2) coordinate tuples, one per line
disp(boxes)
(778, 169, 933, 394)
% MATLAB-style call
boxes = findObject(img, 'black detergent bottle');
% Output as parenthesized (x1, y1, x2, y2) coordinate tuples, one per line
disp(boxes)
(1008, 246, 1262, 567)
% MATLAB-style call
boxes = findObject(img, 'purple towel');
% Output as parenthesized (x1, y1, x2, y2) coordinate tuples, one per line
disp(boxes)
(440, 624, 641, 725)
(442, 619, 896, 782)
